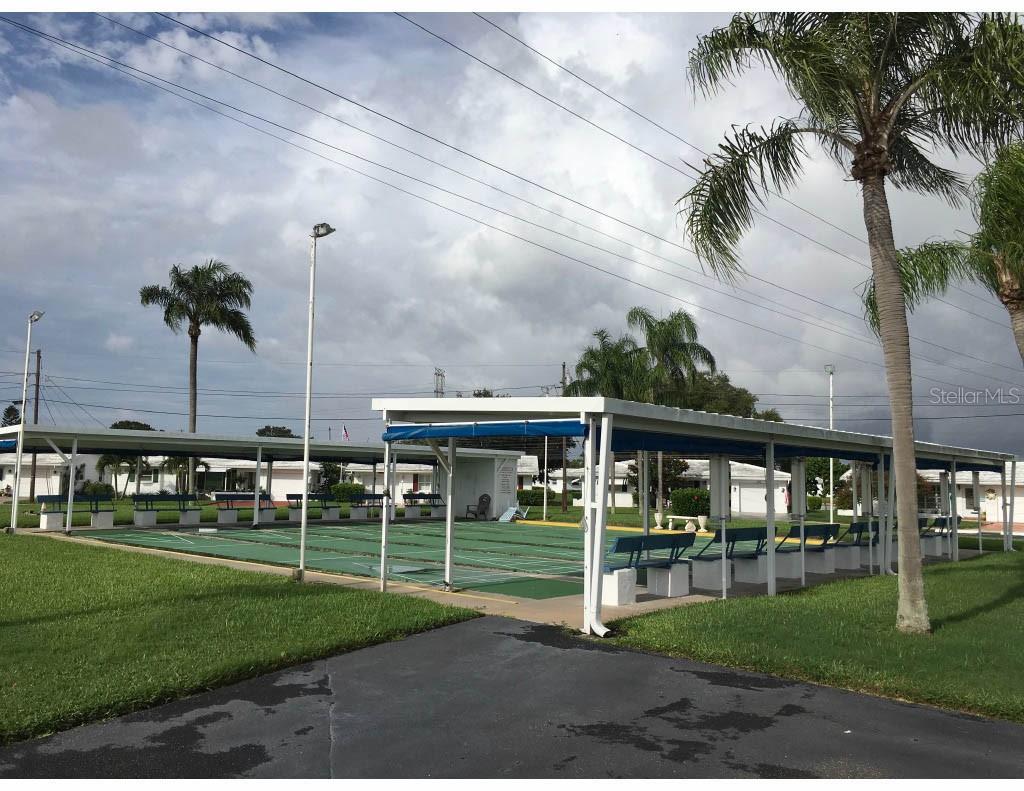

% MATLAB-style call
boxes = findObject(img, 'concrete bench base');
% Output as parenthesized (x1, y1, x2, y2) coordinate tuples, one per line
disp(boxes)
(404, 505, 426, 519)
(647, 564, 689, 597)
(733, 555, 768, 584)
(602, 567, 637, 606)
(691, 559, 733, 590)
(349, 506, 368, 520)
(431, 506, 447, 519)
(39, 511, 65, 531)
(921, 534, 945, 557)
(91, 511, 114, 529)
(832, 544, 860, 569)
(321, 506, 340, 521)
(806, 550, 835, 574)
(288, 507, 303, 522)
(178, 510, 201, 526)
(257, 507, 277, 525)
(133, 510, 158, 527)
(774, 551, 802, 578)
(217, 509, 238, 525)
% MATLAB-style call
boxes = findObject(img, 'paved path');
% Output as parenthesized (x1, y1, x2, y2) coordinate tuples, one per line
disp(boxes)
(2, 617, 1022, 778)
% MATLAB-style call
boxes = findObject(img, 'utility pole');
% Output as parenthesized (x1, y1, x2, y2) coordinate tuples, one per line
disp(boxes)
(825, 364, 836, 522)
(28, 350, 40, 501)
(561, 361, 568, 512)
(434, 367, 446, 398)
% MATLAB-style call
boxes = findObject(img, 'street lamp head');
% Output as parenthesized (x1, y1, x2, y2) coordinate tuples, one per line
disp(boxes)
(311, 223, 335, 239)
(824, 364, 835, 375)
(28, 310, 44, 323)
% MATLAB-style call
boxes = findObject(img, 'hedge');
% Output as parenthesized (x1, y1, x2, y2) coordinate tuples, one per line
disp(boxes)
(807, 494, 823, 512)
(516, 488, 560, 506)
(331, 482, 366, 502)
(669, 487, 710, 517)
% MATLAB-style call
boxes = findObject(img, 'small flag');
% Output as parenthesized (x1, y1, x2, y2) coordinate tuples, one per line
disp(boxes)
(343, 424, 350, 441)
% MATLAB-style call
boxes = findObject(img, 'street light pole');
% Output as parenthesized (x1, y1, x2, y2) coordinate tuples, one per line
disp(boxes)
(825, 364, 835, 523)
(8, 310, 44, 534)
(297, 223, 334, 581)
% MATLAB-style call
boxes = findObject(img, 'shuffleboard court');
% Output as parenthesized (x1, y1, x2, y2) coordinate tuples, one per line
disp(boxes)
(77, 520, 712, 599)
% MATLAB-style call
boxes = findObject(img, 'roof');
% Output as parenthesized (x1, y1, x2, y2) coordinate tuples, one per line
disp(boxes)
(0, 425, 519, 466)
(373, 397, 1014, 471)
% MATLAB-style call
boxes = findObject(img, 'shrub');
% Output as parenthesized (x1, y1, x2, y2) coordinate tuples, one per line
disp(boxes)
(669, 487, 710, 517)
(834, 483, 852, 509)
(331, 482, 366, 502)
(516, 488, 558, 506)
(80, 481, 115, 500)
(806, 495, 823, 512)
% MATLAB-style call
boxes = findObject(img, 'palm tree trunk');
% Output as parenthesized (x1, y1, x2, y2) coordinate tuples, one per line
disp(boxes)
(862, 174, 930, 634)
(1002, 302, 1024, 365)
(187, 328, 199, 494)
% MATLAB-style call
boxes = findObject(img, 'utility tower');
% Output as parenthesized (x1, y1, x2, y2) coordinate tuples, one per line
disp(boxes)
(434, 367, 446, 398)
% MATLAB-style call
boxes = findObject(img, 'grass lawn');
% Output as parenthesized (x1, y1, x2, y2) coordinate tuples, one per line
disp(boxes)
(611, 551, 1024, 722)
(0, 501, 406, 528)
(0, 534, 476, 744)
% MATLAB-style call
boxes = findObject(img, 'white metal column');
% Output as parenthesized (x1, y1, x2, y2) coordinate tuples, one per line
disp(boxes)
(973, 470, 983, 554)
(580, 413, 595, 634)
(950, 461, 959, 562)
(389, 451, 398, 520)
(765, 441, 776, 596)
(64, 438, 78, 533)
(379, 439, 392, 592)
(588, 413, 613, 637)
(1010, 460, 1017, 552)
(542, 435, 548, 522)
(878, 453, 893, 575)
(851, 462, 859, 519)
(1000, 465, 1009, 552)
(710, 454, 730, 600)
(253, 445, 263, 526)
(791, 458, 806, 587)
(444, 438, 456, 590)
(886, 455, 896, 573)
(640, 450, 649, 538)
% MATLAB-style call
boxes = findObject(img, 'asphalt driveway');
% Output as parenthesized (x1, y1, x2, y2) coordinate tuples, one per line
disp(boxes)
(2, 616, 1022, 778)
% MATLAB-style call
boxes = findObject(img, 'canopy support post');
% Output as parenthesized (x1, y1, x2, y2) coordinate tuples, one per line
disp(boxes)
(588, 413, 613, 637)
(765, 440, 776, 597)
(580, 413, 595, 634)
(640, 450, 649, 538)
(974, 470, 982, 555)
(64, 437, 77, 533)
(443, 438, 456, 590)
(1000, 465, 1008, 552)
(542, 435, 548, 522)
(951, 460, 959, 562)
(253, 445, 263, 526)
(380, 438, 392, 592)
(1011, 460, 1017, 552)
(886, 454, 896, 574)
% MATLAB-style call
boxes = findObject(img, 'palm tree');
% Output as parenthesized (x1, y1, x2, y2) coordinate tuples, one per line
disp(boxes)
(160, 456, 209, 494)
(862, 143, 1024, 363)
(679, 13, 1024, 634)
(140, 260, 256, 492)
(95, 455, 150, 498)
(626, 307, 716, 404)
(564, 329, 652, 401)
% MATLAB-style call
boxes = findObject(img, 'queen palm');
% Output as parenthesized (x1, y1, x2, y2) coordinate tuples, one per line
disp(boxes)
(626, 307, 716, 404)
(679, 13, 1024, 633)
(862, 143, 1024, 363)
(140, 260, 256, 492)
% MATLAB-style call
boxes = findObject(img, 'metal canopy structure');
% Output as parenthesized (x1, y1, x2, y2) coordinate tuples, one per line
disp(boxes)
(374, 397, 1017, 636)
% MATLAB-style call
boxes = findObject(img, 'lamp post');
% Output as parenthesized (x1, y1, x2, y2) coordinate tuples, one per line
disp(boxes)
(8, 310, 44, 534)
(297, 223, 334, 580)
(825, 364, 835, 523)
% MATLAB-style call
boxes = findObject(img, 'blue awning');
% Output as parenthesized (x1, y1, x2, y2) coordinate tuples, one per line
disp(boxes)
(383, 419, 587, 442)
(775, 443, 881, 463)
(607, 428, 764, 457)
(0, 439, 15, 451)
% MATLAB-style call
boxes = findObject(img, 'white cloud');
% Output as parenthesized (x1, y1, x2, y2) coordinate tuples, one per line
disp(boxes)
(104, 333, 134, 352)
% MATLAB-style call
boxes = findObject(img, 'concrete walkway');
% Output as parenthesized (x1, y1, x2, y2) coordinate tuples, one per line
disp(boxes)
(2, 617, 1022, 778)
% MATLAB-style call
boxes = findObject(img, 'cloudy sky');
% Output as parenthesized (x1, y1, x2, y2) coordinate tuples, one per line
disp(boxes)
(1, 10, 1022, 454)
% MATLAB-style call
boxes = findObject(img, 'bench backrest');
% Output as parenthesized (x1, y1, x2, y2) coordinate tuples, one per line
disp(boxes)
(36, 494, 67, 506)
(608, 532, 696, 567)
(352, 492, 384, 504)
(132, 493, 185, 507)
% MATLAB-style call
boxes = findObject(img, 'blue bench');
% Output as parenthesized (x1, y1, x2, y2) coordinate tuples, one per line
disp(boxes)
(37, 493, 114, 530)
(349, 492, 384, 519)
(778, 522, 841, 573)
(403, 492, 445, 518)
(689, 526, 767, 588)
(603, 532, 697, 602)
(132, 493, 202, 526)
(286, 493, 341, 521)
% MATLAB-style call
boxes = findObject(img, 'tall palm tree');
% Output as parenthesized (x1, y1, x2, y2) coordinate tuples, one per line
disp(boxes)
(140, 260, 256, 492)
(626, 307, 716, 404)
(862, 143, 1024, 363)
(564, 329, 652, 401)
(679, 13, 1024, 633)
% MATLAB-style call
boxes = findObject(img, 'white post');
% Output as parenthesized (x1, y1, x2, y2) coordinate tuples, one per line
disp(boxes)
(640, 450, 649, 538)
(877, 453, 890, 574)
(542, 435, 548, 522)
(950, 461, 959, 561)
(8, 315, 38, 534)
(826, 363, 835, 523)
(380, 439, 392, 592)
(792, 458, 806, 587)
(580, 414, 595, 634)
(444, 438, 456, 590)
(765, 441, 776, 596)
(1010, 460, 1017, 552)
(1000, 465, 1008, 552)
(253, 445, 263, 526)
(608, 452, 616, 514)
(974, 470, 982, 554)
(709, 455, 729, 600)
(390, 451, 398, 520)
(588, 413, 613, 637)
(887, 455, 896, 573)
(656, 450, 664, 528)
(851, 461, 859, 519)
(64, 437, 78, 533)
(297, 233, 318, 581)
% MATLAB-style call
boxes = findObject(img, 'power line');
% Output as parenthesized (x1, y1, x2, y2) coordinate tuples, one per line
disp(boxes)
(398, 12, 1009, 331)
(472, 11, 1005, 317)
(44, 376, 106, 427)
(5, 18, 1013, 396)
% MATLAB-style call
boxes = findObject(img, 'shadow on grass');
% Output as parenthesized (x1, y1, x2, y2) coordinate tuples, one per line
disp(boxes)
(931, 579, 1024, 631)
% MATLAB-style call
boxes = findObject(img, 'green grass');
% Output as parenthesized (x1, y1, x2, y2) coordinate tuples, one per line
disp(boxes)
(0, 501, 405, 528)
(535, 506, 853, 529)
(0, 533, 476, 744)
(612, 551, 1024, 722)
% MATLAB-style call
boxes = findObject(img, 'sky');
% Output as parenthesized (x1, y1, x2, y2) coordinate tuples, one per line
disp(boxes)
(1, 11, 1022, 454)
